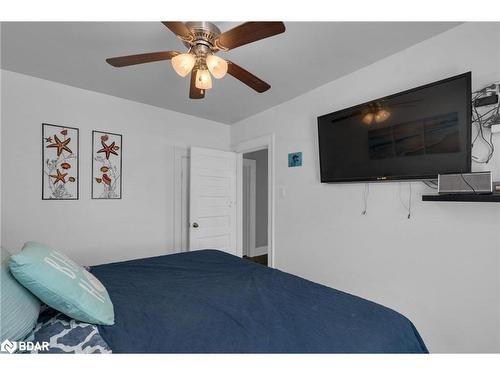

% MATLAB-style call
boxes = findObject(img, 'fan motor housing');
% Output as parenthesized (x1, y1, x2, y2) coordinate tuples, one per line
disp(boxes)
(184, 22, 221, 50)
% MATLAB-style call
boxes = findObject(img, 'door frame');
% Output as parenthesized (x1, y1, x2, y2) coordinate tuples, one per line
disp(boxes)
(174, 146, 189, 251)
(233, 134, 276, 268)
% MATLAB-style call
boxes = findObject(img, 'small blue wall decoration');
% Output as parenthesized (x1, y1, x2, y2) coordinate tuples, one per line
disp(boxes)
(288, 152, 302, 167)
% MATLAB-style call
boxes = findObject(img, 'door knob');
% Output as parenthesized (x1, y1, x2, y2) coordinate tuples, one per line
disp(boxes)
(192, 222, 199, 228)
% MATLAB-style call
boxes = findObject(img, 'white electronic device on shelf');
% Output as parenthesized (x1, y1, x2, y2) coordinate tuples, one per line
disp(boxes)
(437, 172, 493, 194)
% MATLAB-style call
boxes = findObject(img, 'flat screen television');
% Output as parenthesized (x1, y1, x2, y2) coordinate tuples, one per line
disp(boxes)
(317, 72, 471, 183)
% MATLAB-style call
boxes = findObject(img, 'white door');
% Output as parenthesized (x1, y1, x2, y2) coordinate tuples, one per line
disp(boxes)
(189, 146, 241, 256)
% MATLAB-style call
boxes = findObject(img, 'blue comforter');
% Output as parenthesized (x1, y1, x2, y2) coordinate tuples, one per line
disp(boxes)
(91, 250, 427, 353)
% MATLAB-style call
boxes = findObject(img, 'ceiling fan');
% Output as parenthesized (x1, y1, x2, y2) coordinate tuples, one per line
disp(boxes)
(332, 99, 422, 125)
(106, 21, 286, 99)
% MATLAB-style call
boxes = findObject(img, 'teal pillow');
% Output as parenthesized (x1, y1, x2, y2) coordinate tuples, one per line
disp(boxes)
(9, 242, 114, 325)
(1, 248, 41, 342)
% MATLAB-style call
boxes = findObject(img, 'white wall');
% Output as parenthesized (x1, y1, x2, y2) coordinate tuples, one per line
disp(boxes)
(231, 23, 500, 353)
(1, 70, 231, 265)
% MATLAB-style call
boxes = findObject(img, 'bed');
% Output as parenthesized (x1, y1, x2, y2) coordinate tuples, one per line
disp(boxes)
(79, 249, 427, 353)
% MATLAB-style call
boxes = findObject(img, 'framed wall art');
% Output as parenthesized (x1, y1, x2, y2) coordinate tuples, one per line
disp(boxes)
(92, 131, 122, 199)
(42, 123, 79, 200)
(288, 152, 302, 167)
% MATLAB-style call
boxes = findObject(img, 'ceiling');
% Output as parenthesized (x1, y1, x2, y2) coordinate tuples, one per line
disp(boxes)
(1, 22, 461, 124)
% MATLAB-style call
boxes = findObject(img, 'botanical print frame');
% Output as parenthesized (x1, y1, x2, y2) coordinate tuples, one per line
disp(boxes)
(42, 123, 79, 200)
(92, 131, 122, 199)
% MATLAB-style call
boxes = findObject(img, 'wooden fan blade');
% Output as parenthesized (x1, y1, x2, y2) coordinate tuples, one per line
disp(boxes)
(161, 22, 193, 41)
(215, 22, 285, 51)
(227, 61, 270, 93)
(189, 69, 205, 99)
(106, 51, 179, 67)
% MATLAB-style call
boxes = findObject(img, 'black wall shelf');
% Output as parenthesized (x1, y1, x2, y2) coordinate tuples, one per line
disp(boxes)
(422, 193, 500, 202)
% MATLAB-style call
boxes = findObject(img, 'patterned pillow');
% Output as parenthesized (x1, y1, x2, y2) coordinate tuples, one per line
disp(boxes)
(24, 307, 111, 354)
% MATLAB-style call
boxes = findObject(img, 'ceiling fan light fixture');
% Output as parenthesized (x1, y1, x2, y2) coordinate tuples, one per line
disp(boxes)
(171, 53, 196, 77)
(195, 69, 212, 90)
(106, 21, 285, 98)
(206, 54, 228, 79)
(362, 113, 374, 125)
(375, 109, 390, 123)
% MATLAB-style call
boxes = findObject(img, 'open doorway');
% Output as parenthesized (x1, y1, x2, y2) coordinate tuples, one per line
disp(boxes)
(234, 134, 275, 267)
(242, 149, 268, 266)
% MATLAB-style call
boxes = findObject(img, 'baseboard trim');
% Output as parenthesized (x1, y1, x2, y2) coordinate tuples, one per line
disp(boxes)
(251, 246, 268, 257)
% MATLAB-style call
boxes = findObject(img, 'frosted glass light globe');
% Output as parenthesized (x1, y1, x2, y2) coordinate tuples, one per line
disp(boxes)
(171, 53, 196, 77)
(206, 54, 228, 79)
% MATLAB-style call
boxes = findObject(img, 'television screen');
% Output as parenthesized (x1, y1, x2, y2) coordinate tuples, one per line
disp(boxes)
(317, 72, 471, 183)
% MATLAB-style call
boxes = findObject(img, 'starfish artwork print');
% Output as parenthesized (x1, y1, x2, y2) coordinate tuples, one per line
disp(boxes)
(92, 131, 122, 199)
(42, 123, 79, 200)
